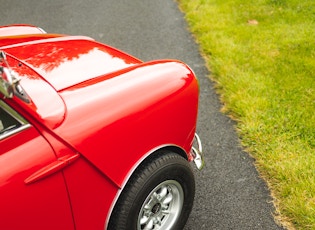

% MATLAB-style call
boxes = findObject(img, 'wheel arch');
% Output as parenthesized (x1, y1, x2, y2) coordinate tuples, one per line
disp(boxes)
(154, 145, 188, 160)
(104, 144, 189, 228)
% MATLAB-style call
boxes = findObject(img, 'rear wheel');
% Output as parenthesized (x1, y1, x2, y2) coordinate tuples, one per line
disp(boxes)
(108, 151, 195, 230)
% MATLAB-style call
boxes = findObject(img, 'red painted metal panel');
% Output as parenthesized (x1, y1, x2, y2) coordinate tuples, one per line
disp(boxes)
(0, 127, 74, 229)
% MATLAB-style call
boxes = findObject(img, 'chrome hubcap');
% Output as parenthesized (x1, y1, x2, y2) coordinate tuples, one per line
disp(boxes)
(137, 180, 184, 230)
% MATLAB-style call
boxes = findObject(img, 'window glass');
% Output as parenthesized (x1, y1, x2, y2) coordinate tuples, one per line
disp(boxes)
(0, 101, 29, 137)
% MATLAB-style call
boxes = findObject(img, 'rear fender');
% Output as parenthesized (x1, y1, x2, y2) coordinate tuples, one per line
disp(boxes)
(57, 60, 199, 187)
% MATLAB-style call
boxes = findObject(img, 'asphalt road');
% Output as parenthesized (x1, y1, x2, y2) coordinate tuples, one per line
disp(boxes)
(0, 1, 284, 229)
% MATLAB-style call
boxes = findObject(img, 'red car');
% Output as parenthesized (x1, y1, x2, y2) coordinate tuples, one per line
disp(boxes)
(0, 24, 203, 230)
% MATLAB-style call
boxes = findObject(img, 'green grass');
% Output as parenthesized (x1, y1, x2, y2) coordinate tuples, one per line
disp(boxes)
(177, 0, 315, 229)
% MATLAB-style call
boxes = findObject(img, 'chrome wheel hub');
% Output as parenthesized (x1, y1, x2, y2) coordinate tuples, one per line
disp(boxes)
(137, 180, 184, 230)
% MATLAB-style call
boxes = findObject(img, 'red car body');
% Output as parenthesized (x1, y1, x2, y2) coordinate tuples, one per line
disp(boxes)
(0, 25, 203, 229)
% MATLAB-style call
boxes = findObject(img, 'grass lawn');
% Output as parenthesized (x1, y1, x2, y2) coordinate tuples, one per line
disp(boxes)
(177, 0, 315, 229)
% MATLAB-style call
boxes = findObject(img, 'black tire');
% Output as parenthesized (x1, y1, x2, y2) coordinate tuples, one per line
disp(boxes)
(108, 151, 195, 230)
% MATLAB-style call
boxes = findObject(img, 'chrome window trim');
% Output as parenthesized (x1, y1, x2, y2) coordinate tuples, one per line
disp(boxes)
(0, 124, 31, 140)
(0, 100, 30, 140)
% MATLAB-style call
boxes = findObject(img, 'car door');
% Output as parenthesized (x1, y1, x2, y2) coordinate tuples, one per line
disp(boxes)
(0, 100, 74, 230)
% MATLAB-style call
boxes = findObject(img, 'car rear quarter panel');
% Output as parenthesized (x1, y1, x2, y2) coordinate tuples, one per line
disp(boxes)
(57, 60, 199, 187)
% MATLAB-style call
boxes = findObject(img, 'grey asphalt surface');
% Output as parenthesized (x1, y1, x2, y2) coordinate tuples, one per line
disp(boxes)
(1, 1, 284, 229)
